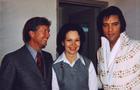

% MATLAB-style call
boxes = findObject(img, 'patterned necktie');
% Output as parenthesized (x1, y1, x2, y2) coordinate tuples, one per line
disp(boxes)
(36, 52, 44, 76)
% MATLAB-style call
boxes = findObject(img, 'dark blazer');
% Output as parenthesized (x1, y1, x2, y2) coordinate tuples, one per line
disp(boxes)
(0, 45, 53, 90)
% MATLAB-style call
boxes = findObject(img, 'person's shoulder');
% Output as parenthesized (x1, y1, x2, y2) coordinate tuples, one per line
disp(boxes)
(1, 46, 25, 65)
(124, 38, 140, 53)
(42, 50, 53, 58)
(42, 51, 53, 62)
(80, 55, 91, 63)
(129, 38, 140, 47)
(3, 46, 25, 58)
(81, 55, 90, 61)
(131, 39, 140, 44)
(52, 57, 63, 70)
(42, 51, 52, 56)
(53, 54, 63, 65)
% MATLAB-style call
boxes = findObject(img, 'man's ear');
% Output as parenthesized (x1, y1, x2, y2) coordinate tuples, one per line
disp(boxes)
(29, 31, 34, 38)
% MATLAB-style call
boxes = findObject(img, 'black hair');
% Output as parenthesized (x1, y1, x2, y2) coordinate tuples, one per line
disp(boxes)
(23, 17, 51, 43)
(57, 23, 85, 55)
(97, 6, 126, 36)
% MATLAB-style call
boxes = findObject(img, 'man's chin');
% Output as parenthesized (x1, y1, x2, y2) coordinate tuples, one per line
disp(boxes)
(41, 44, 47, 49)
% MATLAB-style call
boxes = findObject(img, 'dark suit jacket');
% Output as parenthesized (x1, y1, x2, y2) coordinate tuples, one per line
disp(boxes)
(0, 45, 53, 90)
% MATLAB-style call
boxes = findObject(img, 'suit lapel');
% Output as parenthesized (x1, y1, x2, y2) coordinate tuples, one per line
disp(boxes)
(20, 45, 43, 78)
(42, 51, 53, 80)
(41, 52, 48, 79)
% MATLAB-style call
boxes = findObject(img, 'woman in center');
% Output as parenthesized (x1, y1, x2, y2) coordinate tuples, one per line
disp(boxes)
(52, 23, 98, 90)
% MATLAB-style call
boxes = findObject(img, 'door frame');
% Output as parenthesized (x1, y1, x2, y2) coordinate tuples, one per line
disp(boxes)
(59, 0, 108, 7)
(57, 0, 108, 31)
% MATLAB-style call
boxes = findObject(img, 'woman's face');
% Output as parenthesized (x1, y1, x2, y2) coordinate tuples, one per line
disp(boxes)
(63, 30, 80, 56)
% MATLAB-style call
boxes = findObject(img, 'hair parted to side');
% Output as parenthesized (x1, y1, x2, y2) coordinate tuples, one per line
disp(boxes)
(23, 17, 51, 43)
(57, 23, 85, 55)
(97, 6, 126, 36)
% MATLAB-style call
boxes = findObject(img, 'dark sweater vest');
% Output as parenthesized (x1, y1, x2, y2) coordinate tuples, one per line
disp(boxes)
(53, 56, 90, 90)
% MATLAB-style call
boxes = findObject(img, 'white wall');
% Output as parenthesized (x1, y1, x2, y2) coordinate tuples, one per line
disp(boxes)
(0, 0, 3, 61)
(98, 0, 140, 40)
(0, 0, 57, 63)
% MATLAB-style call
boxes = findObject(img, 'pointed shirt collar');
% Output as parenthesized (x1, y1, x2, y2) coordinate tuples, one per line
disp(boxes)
(54, 52, 85, 67)
(26, 44, 37, 61)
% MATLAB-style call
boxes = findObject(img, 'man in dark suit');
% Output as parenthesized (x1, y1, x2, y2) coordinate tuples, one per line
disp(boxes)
(0, 17, 53, 90)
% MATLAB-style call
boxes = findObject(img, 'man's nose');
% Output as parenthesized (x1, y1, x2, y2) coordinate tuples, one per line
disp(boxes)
(108, 25, 113, 32)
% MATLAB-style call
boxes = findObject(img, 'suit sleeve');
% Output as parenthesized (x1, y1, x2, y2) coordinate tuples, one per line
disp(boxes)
(0, 55, 16, 90)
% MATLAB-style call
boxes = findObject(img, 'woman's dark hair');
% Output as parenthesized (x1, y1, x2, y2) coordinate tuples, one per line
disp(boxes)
(97, 6, 126, 36)
(23, 17, 51, 43)
(57, 23, 85, 55)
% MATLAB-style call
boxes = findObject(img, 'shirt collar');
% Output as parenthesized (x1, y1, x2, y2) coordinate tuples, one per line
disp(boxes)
(54, 52, 85, 66)
(26, 44, 37, 60)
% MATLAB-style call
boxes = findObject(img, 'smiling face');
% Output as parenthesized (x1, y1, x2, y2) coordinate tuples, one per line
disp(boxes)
(103, 15, 121, 48)
(29, 25, 50, 51)
(63, 31, 80, 56)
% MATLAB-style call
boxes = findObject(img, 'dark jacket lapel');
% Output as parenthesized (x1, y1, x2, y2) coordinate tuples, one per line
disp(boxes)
(18, 45, 43, 78)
